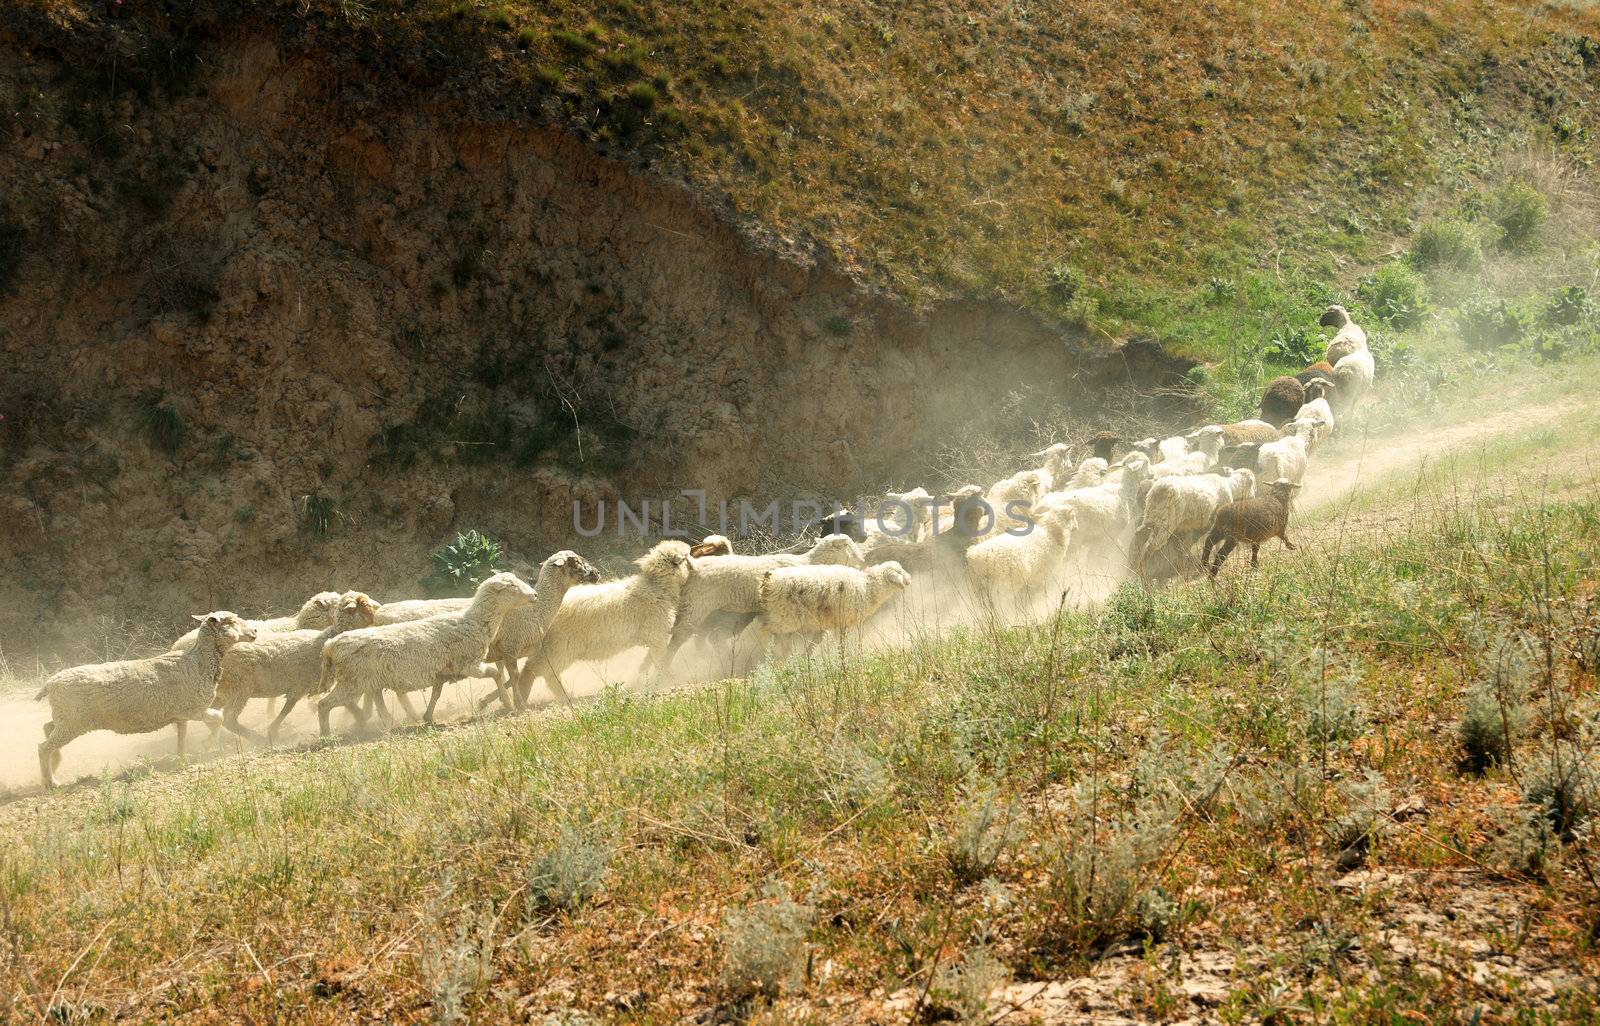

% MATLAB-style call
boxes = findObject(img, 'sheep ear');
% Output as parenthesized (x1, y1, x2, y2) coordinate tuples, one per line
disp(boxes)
(191, 614, 207, 623)
(205, 614, 222, 627)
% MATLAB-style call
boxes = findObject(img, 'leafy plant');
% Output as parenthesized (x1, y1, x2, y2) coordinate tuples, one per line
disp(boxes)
(1487, 180, 1548, 250)
(298, 494, 337, 538)
(720, 882, 815, 999)
(1522, 754, 1596, 842)
(1455, 295, 1531, 350)
(526, 824, 611, 914)
(1045, 262, 1084, 303)
(423, 530, 504, 597)
(819, 314, 852, 337)
(1545, 285, 1592, 327)
(1410, 217, 1482, 268)
(1263, 327, 1322, 366)
(1357, 263, 1427, 329)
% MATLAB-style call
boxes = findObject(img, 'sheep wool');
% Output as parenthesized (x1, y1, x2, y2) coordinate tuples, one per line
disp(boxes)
(751, 561, 913, 659)
(37, 611, 257, 787)
(1203, 480, 1301, 575)
(1259, 376, 1307, 428)
(478, 551, 604, 710)
(169, 591, 341, 651)
(317, 571, 537, 734)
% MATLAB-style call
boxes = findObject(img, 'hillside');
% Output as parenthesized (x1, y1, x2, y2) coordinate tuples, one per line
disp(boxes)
(2, 356, 1598, 1021)
(0, 0, 1598, 660)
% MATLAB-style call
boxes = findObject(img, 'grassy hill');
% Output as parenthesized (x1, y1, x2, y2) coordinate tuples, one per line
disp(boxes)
(2, 357, 1598, 1022)
(12, 0, 1600, 392)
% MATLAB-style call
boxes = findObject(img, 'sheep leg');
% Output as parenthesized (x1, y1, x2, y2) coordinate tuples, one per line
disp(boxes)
(1201, 531, 1221, 572)
(265, 694, 304, 745)
(371, 690, 396, 728)
(1281, 533, 1297, 551)
(221, 697, 265, 744)
(38, 725, 79, 789)
(422, 679, 447, 725)
(1249, 544, 1260, 568)
(393, 690, 422, 723)
(1208, 539, 1237, 577)
(174, 720, 189, 756)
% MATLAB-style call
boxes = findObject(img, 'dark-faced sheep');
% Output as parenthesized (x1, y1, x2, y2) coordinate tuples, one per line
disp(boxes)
(1202, 479, 1301, 576)
(1259, 376, 1306, 428)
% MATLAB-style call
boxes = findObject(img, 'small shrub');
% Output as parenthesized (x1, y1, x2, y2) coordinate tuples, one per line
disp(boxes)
(720, 882, 815, 999)
(1545, 285, 1592, 327)
(1522, 754, 1597, 842)
(1410, 217, 1482, 268)
(1263, 327, 1322, 366)
(1205, 277, 1237, 304)
(1330, 770, 1391, 868)
(233, 503, 256, 524)
(1457, 631, 1532, 775)
(422, 530, 504, 597)
(1482, 805, 1558, 878)
(417, 878, 497, 1026)
(1365, 330, 1416, 373)
(819, 314, 852, 337)
(526, 824, 611, 914)
(1044, 262, 1083, 303)
(945, 782, 1020, 884)
(135, 389, 187, 454)
(0, 212, 25, 295)
(1456, 295, 1532, 350)
(925, 947, 1008, 1024)
(626, 82, 658, 108)
(298, 494, 337, 538)
(1488, 180, 1549, 250)
(1302, 676, 1369, 747)
(1357, 263, 1427, 329)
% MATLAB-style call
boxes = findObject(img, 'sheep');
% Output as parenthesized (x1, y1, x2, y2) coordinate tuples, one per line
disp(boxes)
(36, 612, 257, 788)
(511, 540, 696, 705)
(1295, 361, 1337, 390)
(690, 535, 733, 558)
(981, 470, 1047, 538)
(1147, 427, 1226, 482)
(659, 534, 865, 678)
(1218, 442, 1264, 471)
(1060, 457, 1110, 491)
(1132, 467, 1255, 578)
(1293, 384, 1335, 445)
(475, 550, 604, 710)
(369, 596, 470, 626)
(1034, 452, 1151, 583)
(1320, 305, 1368, 365)
(1332, 348, 1375, 414)
(964, 504, 1079, 609)
(1202, 479, 1301, 576)
(1256, 420, 1314, 486)
(169, 591, 341, 651)
(1026, 443, 1075, 492)
(316, 571, 537, 735)
(865, 487, 934, 543)
(744, 561, 913, 663)
(213, 592, 379, 745)
(1215, 420, 1281, 446)
(1088, 431, 1123, 463)
(1260, 376, 1306, 428)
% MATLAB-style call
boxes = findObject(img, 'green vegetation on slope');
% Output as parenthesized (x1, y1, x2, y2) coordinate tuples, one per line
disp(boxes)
(3, 372, 1599, 1021)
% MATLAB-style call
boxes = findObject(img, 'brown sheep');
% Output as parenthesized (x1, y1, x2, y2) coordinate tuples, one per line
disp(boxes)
(1202, 479, 1301, 576)
(1217, 420, 1281, 446)
(1259, 376, 1306, 428)
(1295, 361, 1336, 389)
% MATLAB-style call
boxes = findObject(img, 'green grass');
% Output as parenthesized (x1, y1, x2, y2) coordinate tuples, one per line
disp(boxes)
(5, 436, 1600, 1020)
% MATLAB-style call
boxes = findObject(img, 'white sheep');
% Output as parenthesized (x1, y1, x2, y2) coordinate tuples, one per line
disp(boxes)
(658, 534, 865, 679)
(213, 592, 379, 745)
(1027, 443, 1075, 492)
(316, 571, 537, 734)
(512, 540, 695, 705)
(1060, 457, 1109, 491)
(1256, 421, 1314, 486)
(169, 591, 341, 651)
(964, 504, 1079, 609)
(36, 612, 257, 787)
(744, 561, 913, 664)
(865, 487, 934, 543)
(1133, 468, 1255, 578)
(1293, 393, 1335, 446)
(369, 596, 470, 626)
(475, 551, 604, 710)
(1332, 348, 1375, 415)
(1320, 305, 1369, 365)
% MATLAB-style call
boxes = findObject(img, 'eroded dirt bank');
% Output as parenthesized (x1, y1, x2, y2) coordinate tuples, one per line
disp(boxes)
(0, 15, 1191, 660)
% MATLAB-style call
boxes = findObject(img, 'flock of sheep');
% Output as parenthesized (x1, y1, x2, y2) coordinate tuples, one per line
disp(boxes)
(29, 305, 1377, 789)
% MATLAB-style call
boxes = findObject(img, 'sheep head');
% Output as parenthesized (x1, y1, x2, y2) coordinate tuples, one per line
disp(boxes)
(638, 540, 693, 583)
(298, 591, 344, 625)
(811, 534, 867, 567)
(1028, 442, 1072, 478)
(1268, 479, 1301, 502)
(1190, 425, 1226, 459)
(690, 535, 733, 558)
(873, 561, 913, 592)
(474, 571, 539, 606)
(1319, 305, 1350, 328)
(192, 611, 256, 647)
(543, 550, 603, 585)
(337, 592, 379, 629)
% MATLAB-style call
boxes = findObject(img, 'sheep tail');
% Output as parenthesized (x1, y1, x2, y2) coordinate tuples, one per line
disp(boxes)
(316, 648, 336, 696)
